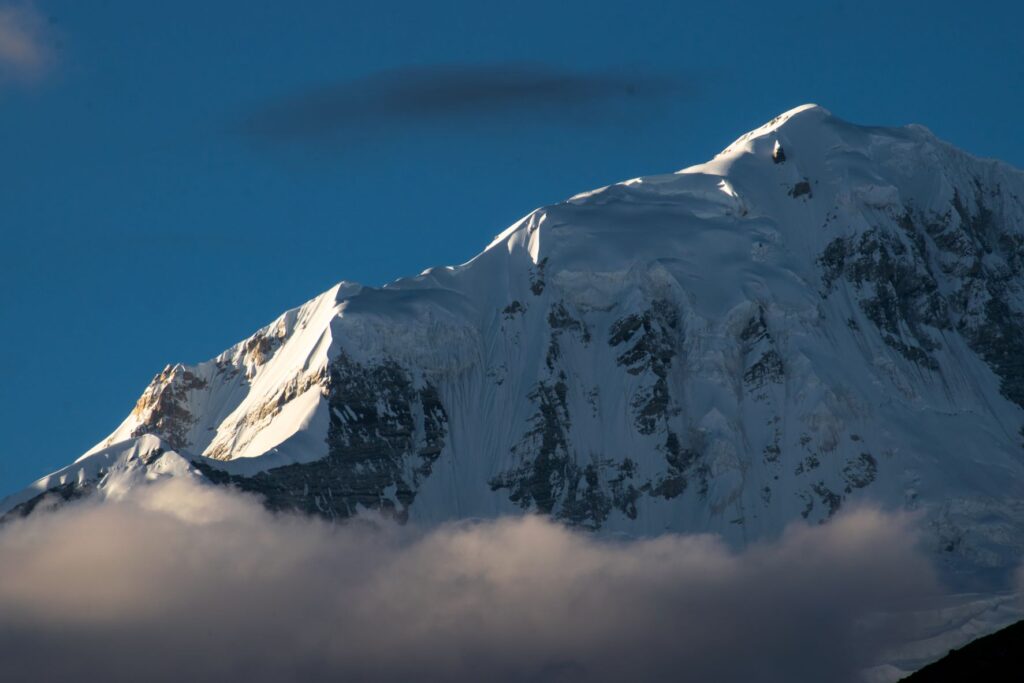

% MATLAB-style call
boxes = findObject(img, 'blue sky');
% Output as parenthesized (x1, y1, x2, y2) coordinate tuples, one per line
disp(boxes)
(1, 0, 1022, 497)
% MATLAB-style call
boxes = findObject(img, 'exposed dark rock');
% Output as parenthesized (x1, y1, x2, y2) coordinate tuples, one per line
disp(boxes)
(794, 453, 820, 475)
(545, 301, 590, 370)
(490, 378, 573, 515)
(739, 307, 771, 345)
(843, 452, 878, 492)
(772, 141, 786, 164)
(490, 298, 695, 525)
(529, 257, 548, 295)
(789, 179, 812, 198)
(645, 430, 702, 500)
(548, 301, 590, 342)
(819, 228, 947, 370)
(502, 300, 526, 319)
(799, 491, 814, 519)
(610, 299, 681, 434)
(812, 482, 842, 518)
(489, 378, 641, 528)
(745, 349, 784, 389)
(958, 282, 1024, 408)
(820, 184, 1024, 407)
(241, 327, 285, 368)
(198, 353, 448, 522)
(740, 307, 785, 390)
(130, 366, 209, 450)
(0, 481, 87, 523)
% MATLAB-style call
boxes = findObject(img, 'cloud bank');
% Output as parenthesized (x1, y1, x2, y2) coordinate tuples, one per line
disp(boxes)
(239, 63, 685, 144)
(0, 2, 51, 82)
(0, 478, 938, 682)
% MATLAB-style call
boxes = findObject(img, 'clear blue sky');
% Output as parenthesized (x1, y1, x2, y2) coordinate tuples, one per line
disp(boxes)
(1, 0, 1022, 497)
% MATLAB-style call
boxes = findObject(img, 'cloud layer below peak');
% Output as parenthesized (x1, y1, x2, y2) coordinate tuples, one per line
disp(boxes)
(0, 477, 945, 682)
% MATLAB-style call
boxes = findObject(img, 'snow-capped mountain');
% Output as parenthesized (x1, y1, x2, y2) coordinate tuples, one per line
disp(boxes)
(5, 104, 1024, 584)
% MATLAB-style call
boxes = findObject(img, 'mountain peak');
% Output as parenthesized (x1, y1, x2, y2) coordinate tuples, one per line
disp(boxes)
(697, 103, 848, 173)
(5, 109, 1024, 592)
(761, 103, 833, 131)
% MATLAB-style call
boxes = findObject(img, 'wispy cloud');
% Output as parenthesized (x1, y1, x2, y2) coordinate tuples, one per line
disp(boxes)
(0, 478, 939, 682)
(238, 63, 688, 144)
(0, 2, 52, 83)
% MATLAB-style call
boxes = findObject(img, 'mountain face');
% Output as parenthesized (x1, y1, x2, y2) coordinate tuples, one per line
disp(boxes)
(900, 618, 1024, 682)
(5, 104, 1024, 585)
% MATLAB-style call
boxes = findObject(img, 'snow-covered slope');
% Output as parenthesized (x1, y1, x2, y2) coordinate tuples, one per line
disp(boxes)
(5, 104, 1024, 585)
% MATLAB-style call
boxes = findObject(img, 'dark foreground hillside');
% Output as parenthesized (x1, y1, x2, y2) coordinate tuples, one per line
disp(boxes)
(902, 619, 1024, 682)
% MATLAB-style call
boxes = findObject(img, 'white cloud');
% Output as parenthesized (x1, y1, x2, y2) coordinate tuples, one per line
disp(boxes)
(0, 478, 940, 682)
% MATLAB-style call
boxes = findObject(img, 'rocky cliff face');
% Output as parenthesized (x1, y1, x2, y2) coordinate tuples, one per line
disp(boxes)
(5, 104, 1024, 586)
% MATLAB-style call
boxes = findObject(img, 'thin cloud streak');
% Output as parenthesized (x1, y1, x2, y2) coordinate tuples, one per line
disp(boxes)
(239, 63, 690, 143)
(0, 477, 940, 682)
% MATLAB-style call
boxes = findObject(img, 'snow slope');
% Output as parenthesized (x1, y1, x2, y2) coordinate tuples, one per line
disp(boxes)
(5, 104, 1024, 587)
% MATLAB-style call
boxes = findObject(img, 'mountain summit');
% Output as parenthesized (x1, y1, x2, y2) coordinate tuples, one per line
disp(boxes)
(5, 105, 1024, 585)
